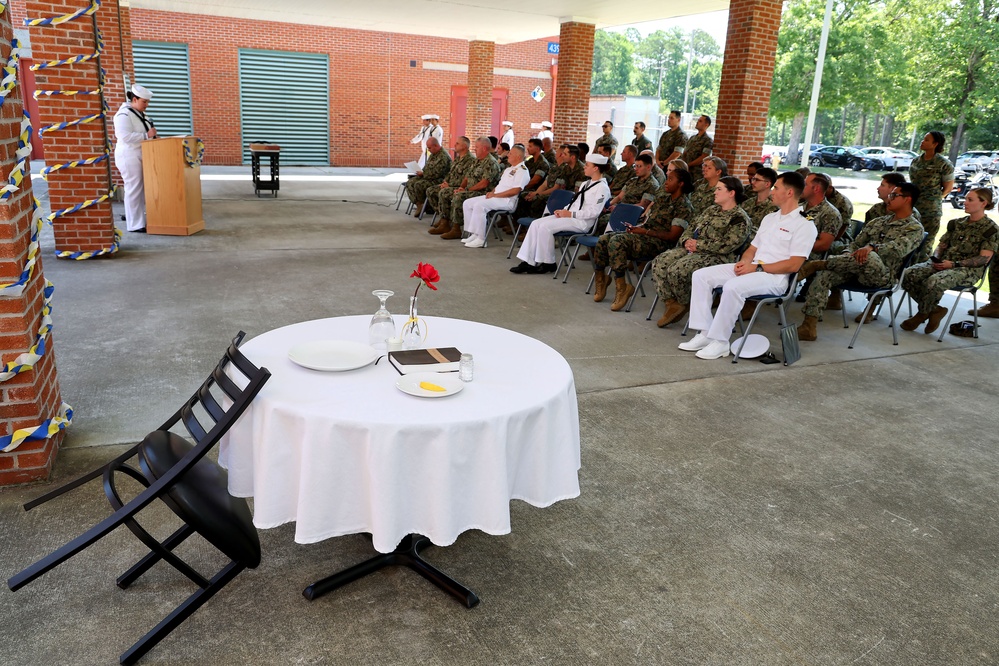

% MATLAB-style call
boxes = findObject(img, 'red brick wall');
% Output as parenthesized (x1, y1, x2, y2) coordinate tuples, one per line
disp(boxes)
(551, 22, 594, 146)
(714, 0, 783, 171)
(0, 14, 64, 486)
(126, 9, 557, 167)
(466, 40, 495, 140)
(25, 0, 117, 254)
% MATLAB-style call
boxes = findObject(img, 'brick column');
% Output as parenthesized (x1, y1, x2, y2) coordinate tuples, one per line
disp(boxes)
(713, 0, 783, 170)
(1, 17, 64, 485)
(466, 40, 494, 139)
(27, 0, 118, 256)
(552, 21, 594, 145)
(98, 0, 134, 191)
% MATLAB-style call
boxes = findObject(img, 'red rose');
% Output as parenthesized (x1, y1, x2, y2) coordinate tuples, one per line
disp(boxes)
(410, 262, 440, 291)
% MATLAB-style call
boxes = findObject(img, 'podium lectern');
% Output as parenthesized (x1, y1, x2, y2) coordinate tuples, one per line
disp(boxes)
(142, 136, 205, 236)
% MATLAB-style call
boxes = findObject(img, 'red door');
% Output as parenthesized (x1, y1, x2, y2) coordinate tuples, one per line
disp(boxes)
(449, 87, 508, 140)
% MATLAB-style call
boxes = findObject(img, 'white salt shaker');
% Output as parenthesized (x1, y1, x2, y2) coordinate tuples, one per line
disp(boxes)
(459, 353, 474, 382)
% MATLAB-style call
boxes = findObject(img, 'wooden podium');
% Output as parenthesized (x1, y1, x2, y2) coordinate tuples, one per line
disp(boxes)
(142, 136, 205, 236)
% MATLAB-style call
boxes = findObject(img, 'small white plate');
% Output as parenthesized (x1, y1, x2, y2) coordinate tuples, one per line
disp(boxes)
(732, 334, 770, 359)
(396, 372, 464, 398)
(288, 340, 381, 372)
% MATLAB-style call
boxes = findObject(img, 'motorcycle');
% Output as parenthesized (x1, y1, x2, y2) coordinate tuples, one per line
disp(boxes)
(949, 167, 998, 209)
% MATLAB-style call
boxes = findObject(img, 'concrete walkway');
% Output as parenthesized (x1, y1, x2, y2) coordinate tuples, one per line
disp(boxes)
(2, 168, 997, 665)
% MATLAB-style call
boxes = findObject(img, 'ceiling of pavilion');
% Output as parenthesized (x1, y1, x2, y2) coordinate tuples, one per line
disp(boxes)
(130, 0, 730, 44)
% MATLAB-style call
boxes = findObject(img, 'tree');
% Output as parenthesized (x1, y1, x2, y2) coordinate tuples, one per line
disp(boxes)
(591, 30, 634, 95)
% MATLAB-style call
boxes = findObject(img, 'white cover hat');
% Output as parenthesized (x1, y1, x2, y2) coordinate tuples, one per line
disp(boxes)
(541, 121, 552, 128)
(131, 84, 153, 100)
(502, 120, 513, 126)
(430, 114, 440, 120)
(586, 153, 608, 165)
(421, 114, 433, 120)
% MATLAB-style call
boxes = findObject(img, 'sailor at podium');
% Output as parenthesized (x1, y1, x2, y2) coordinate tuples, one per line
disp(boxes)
(114, 84, 158, 233)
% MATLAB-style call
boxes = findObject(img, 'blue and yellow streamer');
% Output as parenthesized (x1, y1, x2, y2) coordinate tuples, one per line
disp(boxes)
(0, 403, 74, 453)
(55, 226, 121, 260)
(0, 197, 45, 297)
(0, 279, 54, 383)
(184, 137, 206, 167)
(24, 0, 100, 26)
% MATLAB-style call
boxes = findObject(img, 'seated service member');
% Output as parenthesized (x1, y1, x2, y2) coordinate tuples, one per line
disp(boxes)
(608, 145, 637, 195)
(595, 143, 618, 180)
(797, 182, 925, 341)
(641, 149, 667, 187)
(522, 138, 551, 192)
(901, 187, 998, 333)
(510, 153, 612, 274)
(593, 168, 695, 311)
(690, 157, 727, 219)
(679, 172, 817, 359)
(651, 176, 753, 327)
(405, 137, 451, 215)
(740, 166, 779, 233)
(439, 137, 502, 240)
(462, 144, 531, 248)
(428, 136, 475, 235)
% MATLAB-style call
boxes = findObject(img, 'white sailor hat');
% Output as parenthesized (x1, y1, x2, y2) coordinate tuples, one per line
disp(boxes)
(430, 114, 440, 120)
(421, 114, 433, 120)
(131, 84, 153, 100)
(586, 153, 608, 165)
(502, 120, 513, 126)
(541, 121, 552, 128)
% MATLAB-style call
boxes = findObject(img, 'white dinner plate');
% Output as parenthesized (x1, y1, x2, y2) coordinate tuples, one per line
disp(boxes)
(395, 372, 464, 398)
(288, 339, 381, 372)
(731, 334, 770, 359)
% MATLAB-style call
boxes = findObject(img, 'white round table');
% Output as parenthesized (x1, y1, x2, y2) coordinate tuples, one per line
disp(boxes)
(219, 315, 581, 605)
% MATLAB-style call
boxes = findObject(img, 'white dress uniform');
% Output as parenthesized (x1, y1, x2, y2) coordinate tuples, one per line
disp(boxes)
(113, 86, 155, 232)
(538, 122, 553, 142)
(411, 122, 431, 168)
(462, 162, 531, 241)
(517, 177, 611, 266)
(501, 125, 515, 147)
(688, 208, 817, 343)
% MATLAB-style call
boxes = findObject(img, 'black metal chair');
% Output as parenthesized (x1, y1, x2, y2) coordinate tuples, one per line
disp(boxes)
(7, 332, 271, 665)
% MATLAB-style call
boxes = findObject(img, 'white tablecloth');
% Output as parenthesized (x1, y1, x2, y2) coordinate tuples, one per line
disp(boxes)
(219, 315, 581, 553)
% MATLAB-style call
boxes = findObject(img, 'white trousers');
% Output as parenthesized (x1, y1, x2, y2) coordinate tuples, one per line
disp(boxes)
(516, 215, 590, 266)
(115, 146, 145, 231)
(463, 195, 518, 237)
(688, 264, 788, 342)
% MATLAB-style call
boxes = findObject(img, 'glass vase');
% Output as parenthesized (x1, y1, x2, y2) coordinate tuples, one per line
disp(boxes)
(402, 295, 422, 349)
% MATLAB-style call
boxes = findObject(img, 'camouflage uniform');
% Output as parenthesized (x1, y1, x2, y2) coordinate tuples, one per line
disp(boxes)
(740, 195, 778, 234)
(520, 162, 564, 218)
(865, 201, 889, 224)
(544, 149, 557, 166)
(651, 163, 666, 188)
(651, 205, 751, 305)
(597, 175, 659, 230)
(689, 179, 716, 219)
(609, 164, 635, 194)
(558, 162, 587, 194)
(594, 192, 694, 277)
(802, 199, 843, 260)
(632, 134, 653, 155)
(445, 154, 501, 227)
(428, 153, 475, 217)
(826, 187, 854, 227)
(902, 215, 999, 314)
(605, 160, 619, 181)
(594, 133, 619, 159)
(802, 213, 924, 317)
(405, 150, 451, 205)
(524, 153, 551, 189)
(681, 132, 713, 183)
(655, 127, 687, 163)
(908, 153, 955, 262)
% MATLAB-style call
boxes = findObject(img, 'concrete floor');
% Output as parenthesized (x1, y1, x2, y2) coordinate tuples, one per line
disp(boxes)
(2, 168, 998, 665)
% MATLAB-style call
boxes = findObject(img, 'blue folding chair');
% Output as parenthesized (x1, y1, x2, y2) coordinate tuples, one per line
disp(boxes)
(507, 189, 574, 259)
(559, 204, 644, 285)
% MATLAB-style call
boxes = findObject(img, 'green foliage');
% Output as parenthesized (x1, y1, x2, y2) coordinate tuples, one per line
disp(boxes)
(591, 30, 634, 95)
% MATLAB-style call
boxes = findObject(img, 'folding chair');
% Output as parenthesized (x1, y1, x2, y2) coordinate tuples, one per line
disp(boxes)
(8, 332, 271, 665)
(732, 273, 800, 364)
(662, 236, 755, 331)
(395, 178, 413, 211)
(507, 189, 574, 259)
(840, 233, 928, 349)
(482, 208, 514, 248)
(559, 203, 644, 284)
(928, 255, 994, 342)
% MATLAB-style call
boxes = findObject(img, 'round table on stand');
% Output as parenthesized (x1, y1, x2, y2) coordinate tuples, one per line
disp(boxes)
(219, 315, 581, 607)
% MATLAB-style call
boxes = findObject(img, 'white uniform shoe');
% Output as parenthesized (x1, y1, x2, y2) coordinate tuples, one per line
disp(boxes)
(695, 339, 731, 360)
(464, 237, 486, 248)
(678, 332, 711, 351)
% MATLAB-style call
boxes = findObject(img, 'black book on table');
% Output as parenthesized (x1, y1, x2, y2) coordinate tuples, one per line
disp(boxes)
(387, 347, 462, 375)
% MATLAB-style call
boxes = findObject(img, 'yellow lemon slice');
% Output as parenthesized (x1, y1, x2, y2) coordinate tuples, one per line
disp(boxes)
(419, 381, 447, 392)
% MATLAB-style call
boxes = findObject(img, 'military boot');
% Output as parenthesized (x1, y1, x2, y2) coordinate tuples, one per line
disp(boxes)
(428, 218, 449, 235)
(441, 223, 463, 240)
(970, 301, 999, 318)
(798, 315, 818, 341)
(825, 289, 843, 310)
(610, 277, 635, 312)
(797, 260, 827, 282)
(854, 296, 881, 323)
(901, 311, 929, 331)
(924, 305, 949, 334)
(657, 300, 689, 328)
(593, 271, 608, 302)
(412, 202, 424, 218)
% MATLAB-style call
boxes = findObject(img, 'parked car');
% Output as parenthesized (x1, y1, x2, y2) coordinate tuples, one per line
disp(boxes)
(808, 145, 885, 171)
(860, 146, 913, 171)
(955, 151, 999, 174)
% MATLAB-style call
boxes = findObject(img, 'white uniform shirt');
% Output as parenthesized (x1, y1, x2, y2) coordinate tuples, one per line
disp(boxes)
(538, 129, 554, 141)
(501, 129, 515, 146)
(113, 102, 151, 149)
(496, 162, 531, 193)
(750, 209, 818, 265)
(565, 178, 611, 223)
(411, 125, 430, 145)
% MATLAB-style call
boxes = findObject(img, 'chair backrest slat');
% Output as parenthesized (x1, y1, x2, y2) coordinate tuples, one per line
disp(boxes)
(180, 401, 209, 443)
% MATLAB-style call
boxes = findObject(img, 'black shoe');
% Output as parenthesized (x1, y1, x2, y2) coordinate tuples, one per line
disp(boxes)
(510, 261, 533, 274)
(540, 263, 557, 274)
(130, 228, 147, 233)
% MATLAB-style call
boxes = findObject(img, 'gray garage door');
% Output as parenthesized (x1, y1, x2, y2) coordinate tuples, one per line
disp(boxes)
(238, 49, 329, 165)
(132, 41, 194, 135)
